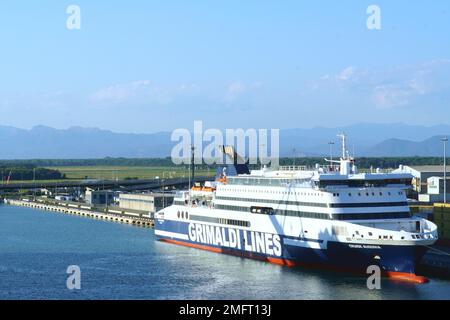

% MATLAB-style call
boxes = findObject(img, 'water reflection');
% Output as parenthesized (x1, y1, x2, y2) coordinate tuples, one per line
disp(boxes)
(154, 240, 448, 300)
(1, 206, 449, 300)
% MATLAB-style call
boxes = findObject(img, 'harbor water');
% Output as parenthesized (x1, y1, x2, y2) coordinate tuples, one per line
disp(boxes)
(1, 205, 449, 300)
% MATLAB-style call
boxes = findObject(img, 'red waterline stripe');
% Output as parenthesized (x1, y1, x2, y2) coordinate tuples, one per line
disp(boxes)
(161, 238, 222, 253)
(386, 271, 429, 284)
(160, 238, 296, 266)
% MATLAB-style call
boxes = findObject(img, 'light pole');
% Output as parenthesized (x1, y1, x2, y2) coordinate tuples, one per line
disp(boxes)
(162, 171, 170, 208)
(292, 148, 296, 167)
(442, 137, 448, 204)
(33, 168, 36, 200)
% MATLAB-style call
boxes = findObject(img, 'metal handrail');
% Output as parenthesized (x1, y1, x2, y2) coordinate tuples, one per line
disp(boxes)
(279, 165, 308, 171)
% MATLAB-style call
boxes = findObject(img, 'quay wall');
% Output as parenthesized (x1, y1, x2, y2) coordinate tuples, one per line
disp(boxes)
(4, 199, 154, 228)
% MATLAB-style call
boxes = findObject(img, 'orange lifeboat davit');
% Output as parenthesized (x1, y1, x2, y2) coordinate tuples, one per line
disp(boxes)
(216, 176, 227, 184)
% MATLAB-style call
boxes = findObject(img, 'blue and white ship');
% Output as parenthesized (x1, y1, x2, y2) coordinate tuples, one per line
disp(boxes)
(155, 134, 438, 283)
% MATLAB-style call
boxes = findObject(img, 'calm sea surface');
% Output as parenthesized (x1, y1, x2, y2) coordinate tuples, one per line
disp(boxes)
(1, 205, 449, 300)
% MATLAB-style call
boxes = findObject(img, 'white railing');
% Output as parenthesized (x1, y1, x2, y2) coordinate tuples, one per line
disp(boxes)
(279, 165, 308, 171)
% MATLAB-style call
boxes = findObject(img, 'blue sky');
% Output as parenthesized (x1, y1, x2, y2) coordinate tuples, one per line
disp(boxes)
(0, 0, 449, 133)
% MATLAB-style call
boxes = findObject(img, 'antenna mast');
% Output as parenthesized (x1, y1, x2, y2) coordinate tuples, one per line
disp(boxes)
(337, 133, 347, 159)
(190, 145, 195, 185)
(188, 145, 195, 206)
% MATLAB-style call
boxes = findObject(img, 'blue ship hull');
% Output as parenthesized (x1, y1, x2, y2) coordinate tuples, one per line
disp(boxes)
(155, 219, 429, 283)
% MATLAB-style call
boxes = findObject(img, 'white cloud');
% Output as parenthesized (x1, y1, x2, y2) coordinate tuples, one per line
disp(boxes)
(90, 80, 162, 104)
(311, 60, 450, 109)
(336, 66, 355, 81)
(224, 80, 263, 102)
(228, 81, 247, 94)
(372, 85, 412, 109)
(90, 80, 201, 106)
(370, 60, 450, 109)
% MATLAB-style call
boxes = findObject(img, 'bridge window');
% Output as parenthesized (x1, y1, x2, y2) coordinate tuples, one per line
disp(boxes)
(319, 178, 412, 188)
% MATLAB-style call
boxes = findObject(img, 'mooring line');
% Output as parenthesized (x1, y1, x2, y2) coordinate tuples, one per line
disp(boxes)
(423, 245, 450, 257)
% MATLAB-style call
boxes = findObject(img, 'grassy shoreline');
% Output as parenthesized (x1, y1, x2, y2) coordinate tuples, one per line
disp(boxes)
(45, 166, 215, 181)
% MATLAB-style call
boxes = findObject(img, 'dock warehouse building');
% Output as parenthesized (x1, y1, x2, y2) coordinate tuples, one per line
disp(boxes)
(85, 188, 118, 205)
(392, 165, 450, 194)
(118, 193, 174, 213)
(418, 177, 450, 203)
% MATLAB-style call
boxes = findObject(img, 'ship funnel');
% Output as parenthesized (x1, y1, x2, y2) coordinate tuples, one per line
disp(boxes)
(215, 145, 250, 180)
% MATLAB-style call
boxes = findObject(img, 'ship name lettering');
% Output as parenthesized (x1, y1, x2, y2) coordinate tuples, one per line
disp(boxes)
(188, 223, 281, 257)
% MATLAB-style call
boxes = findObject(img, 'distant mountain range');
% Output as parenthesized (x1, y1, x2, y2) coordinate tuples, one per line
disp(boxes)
(0, 123, 449, 159)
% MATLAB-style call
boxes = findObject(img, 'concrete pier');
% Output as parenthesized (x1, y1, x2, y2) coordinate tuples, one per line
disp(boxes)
(5, 199, 154, 228)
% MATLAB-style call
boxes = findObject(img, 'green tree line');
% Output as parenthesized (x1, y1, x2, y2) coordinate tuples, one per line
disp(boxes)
(0, 165, 65, 181)
(0, 156, 444, 170)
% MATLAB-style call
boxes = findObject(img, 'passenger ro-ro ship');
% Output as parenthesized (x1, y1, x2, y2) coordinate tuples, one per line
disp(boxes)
(155, 134, 438, 283)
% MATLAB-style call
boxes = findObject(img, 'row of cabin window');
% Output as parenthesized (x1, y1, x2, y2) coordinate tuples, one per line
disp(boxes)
(221, 188, 323, 197)
(215, 196, 328, 207)
(333, 191, 404, 197)
(218, 218, 250, 227)
(215, 204, 410, 221)
(215, 204, 331, 220)
(332, 212, 411, 220)
(189, 214, 250, 227)
(227, 178, 309, 187)
(221, 188, 405, 198)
